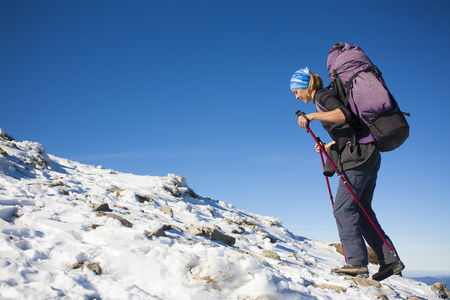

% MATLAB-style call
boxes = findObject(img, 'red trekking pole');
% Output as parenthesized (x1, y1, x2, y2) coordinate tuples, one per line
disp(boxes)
(296, 110, 396, 257)
(316, 137, 347, 263)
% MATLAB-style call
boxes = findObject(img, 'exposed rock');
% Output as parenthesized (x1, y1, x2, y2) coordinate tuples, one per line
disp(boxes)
(84, 261, 102, 275)
(107, 188, 124, 197)
(30, 157, 48, 168)
(96, 212, 133, 228)
(268, 219, 282, 227)
(147, 228, 166, 239)
(432, 282, 449, 299)
(88, 224, 102, 229)
(162, 175, 199, 198)
(187, 225, 236, 246)
(232, 226, 245, 234)
(12, 212, 23, 218)
(0, 147, 8, 157)
(93, 203, 112, 212)
(261, 250, 281, 261)
(242, 220, 257, 229)
(45, 181, 70, 188)
(147, 224, 177, 239)
(161, 224, 173, 231)
(162, 185, 181, 197)
(203, 207, 215, 217)
(344, 276, 381, 288)
(330, 243, 378, 265)
(113, 205, 128, 210)
(262, 233, 277, 243)
(68, 263, 84, 269)
(136, 194, 154, 203)
(159, 206, 174, 218)
(168, 224, 183, 232)
(207, 228, 235, 246)
(373, 293, 389, 300)
(68, 261, 102, 275)
(188, 225, 204, 236)
(59, 189, 69, 195)
(287, 253, 297, 260)
(0, 130, 15, 141)
(315, 283, 347, 293)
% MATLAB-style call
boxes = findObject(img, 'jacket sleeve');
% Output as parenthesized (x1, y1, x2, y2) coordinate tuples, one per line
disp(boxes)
(316, 90, 352, 122)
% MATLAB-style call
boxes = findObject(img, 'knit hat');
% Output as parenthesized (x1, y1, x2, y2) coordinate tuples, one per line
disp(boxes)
(290, 67, 311, 90)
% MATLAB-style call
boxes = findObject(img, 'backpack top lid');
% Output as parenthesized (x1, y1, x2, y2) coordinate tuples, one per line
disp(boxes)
(327, 43, 374, 82)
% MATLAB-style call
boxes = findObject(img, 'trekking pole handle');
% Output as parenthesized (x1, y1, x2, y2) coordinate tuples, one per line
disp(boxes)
(316, 136, 325, 153)
(295, 110, 311, 123)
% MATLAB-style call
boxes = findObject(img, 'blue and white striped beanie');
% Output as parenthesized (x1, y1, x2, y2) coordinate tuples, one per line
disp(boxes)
(290, 67, 311, 90)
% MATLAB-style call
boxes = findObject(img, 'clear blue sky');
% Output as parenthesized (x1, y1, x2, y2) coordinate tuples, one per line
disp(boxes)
(1, 0, 449, 274)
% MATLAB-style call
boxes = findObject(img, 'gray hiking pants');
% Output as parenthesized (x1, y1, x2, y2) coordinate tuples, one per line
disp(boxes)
(333, 149, 400, 266)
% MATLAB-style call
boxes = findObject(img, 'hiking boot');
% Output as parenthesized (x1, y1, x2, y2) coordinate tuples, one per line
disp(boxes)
(372, 261, 405, 281)
(331, 264, 369, 278)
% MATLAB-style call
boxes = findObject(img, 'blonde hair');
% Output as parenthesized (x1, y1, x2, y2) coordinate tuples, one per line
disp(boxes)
(308, 72, 323, 96)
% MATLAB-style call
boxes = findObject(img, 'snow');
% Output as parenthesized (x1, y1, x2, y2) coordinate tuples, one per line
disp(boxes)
(0, 130, 439, 299)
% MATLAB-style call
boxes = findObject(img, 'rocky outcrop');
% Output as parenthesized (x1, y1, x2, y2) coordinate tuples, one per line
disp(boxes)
(432, 282, 449, 299)
(188, 226, 236, 246)
(162, 175, 198, 198)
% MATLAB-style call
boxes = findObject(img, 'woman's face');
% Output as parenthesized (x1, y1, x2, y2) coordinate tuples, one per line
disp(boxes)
(292, 89, 312, 103)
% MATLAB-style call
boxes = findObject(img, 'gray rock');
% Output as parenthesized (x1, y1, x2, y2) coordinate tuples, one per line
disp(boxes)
(93, 203, 112, 212)
(187, 226, 236, 246)
(316, 284, 347, 293)
(344, 276, 381, 288)
(159, 206, 174, 218)
(68, 261, 102, 275)
(262, 233, 277, 243)
(147, 228, 166, 239)
(84, 261, 102, 275)
(147, 224, 182, 239)
(136, 194, 154, 203)
(188, 225, 204, 236)
(107, 188, 124, 197)
(88, 224, 102, 229)
(0, 147, 8, 157)
(261, 250, 281, 260)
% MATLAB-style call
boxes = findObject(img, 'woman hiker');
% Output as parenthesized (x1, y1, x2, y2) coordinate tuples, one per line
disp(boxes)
(290, 67, 405, 281)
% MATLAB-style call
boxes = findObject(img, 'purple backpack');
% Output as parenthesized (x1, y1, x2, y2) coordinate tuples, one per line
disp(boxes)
(327, 42, 409, 152)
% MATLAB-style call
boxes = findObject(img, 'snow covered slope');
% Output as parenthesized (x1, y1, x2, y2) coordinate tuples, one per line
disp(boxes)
(0, 130, 439, 299)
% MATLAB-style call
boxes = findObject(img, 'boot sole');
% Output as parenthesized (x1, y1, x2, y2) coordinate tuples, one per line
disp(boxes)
(332, 271, 369, 278)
